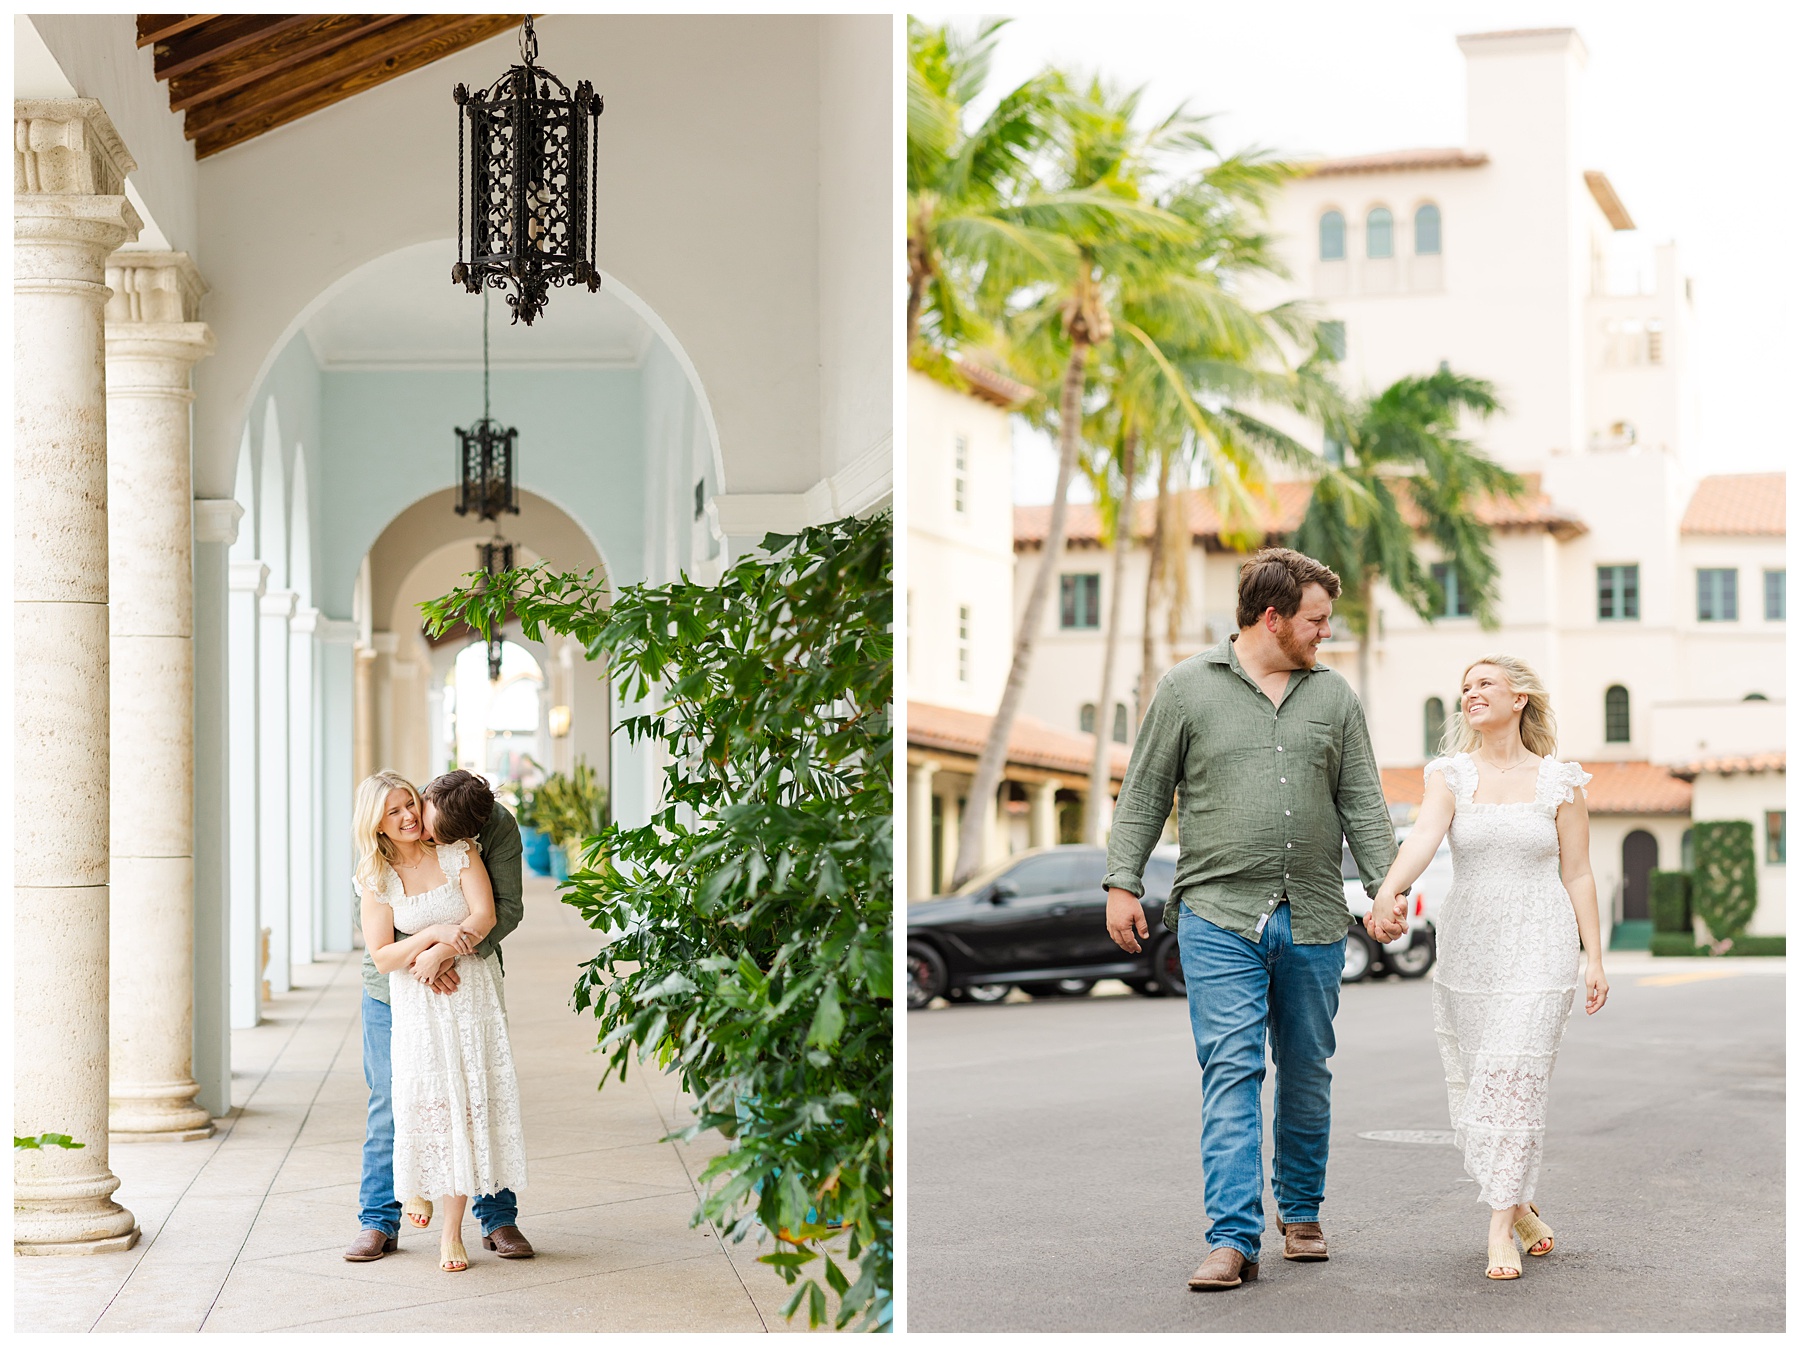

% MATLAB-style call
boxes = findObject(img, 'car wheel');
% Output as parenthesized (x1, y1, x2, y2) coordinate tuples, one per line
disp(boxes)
(963, 982, 1011, 1003)
(1388, 928, 1436, 978)
(1020, 978, 1095, 998)
(1341, 930, 1375, 984)
(1149, 932, 1186, 997)
(907, 940, 948, 1010)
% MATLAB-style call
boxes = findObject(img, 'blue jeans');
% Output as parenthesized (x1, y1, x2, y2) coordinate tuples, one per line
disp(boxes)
(359, 991, 518, 1235)
(1178, 904, 1344, 1261)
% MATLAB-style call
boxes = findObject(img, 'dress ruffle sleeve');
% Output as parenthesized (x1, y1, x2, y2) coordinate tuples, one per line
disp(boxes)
(1553, 760, 1593, 806)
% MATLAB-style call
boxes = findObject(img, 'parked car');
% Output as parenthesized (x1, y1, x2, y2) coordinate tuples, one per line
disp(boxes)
(1339, 826, 1449, 982)
(907, 845, 1183, 1009)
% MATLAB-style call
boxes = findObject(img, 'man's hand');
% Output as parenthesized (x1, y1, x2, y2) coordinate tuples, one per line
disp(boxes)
(1106, 888, 1151, 953)
(411, 944, 452, 985)
(428, 962, 460, 996)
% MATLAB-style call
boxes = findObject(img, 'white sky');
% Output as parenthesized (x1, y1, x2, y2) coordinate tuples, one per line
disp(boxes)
(917, 2, 1800, 502)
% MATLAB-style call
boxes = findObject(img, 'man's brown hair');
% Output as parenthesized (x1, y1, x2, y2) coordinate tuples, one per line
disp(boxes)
(1235, 547, 1343, 629)
(422, 769, 495, 843)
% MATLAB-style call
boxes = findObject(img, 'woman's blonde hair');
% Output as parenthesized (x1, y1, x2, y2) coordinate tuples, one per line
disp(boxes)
(1440, 653, 1558, 759)
(353, 771, 423, 899)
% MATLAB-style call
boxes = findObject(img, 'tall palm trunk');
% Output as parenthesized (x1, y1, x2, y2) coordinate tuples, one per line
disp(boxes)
(1139, 445, 1172, 713)
(1355, 600, 1375, 744)
(906, 230, 928, 354)
(1085, 428, 1137, 844)
(951, 335, 1091, 887)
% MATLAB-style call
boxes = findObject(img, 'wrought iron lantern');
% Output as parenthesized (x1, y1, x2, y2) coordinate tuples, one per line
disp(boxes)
(478, 539, 515, 682)
(452, 15, 604, 326)
(456, 293, 521, 523)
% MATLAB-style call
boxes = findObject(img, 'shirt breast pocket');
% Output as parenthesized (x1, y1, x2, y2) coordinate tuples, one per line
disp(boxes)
(1303, 718, 1339, 774)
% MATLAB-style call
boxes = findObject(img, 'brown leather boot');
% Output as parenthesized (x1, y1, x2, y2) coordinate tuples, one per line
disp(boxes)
(344, 1228, 397, 1261)
(1187, 1246, 1258, 1291)
(1276, 1218, 1328, 1261)
(481, 1224, 536, 1258)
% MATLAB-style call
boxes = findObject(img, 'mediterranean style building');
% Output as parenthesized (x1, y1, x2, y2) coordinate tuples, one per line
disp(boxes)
(14, 14, 890, 1255)
(1006, 28, 1784, 940)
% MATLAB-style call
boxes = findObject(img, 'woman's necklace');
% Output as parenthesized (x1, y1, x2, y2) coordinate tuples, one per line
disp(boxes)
(1477, 750, 1535, 773)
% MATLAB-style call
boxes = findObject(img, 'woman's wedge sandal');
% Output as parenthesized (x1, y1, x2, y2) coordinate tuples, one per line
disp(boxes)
(404, 1196, 434, 1230)
(1513, 1203, 1554, 1255)
(1486, 1237, 1522, 1280)
(440, 1238, 468, 1272)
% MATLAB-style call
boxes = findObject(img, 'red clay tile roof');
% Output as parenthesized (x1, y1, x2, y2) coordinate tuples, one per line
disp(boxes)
(1382, 760, 1692, 815)
(1016, 474, 1586, 548)
(1679, 473, 1785, 536)
(1668, 752, 1786, 782)
(909, 700, 1131, 781)
(956, 361, 1035, 409)
(1305, 148, 1490, 178)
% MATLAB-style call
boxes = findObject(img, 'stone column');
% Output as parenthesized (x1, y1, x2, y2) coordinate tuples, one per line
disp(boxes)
(226, 560, 265, 1028)
(371, 631, 398, 770)
(317, 618, 360, 952)
(938, 790, 961, 895)
(104, 250, 215, 1141)
(289, 607, 319, 966)
(1028, 778, 1061, 850)
(192, 499, 242, 1116)
(353, 641, 376, 784)
(259, 588, 296, 995)
(908, 760, 938, 899)
(14, 97, 142, 1253)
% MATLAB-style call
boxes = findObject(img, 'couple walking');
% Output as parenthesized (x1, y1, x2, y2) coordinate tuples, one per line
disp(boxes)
(1104, 548, 1610, 1287)
(341, 768, 533, 1273)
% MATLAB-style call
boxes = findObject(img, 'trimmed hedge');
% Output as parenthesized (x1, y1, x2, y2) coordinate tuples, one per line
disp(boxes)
(1649, 870, 1691, 934)
(1692, 820, 1757, 943)
(1651, 934, 1786, 958)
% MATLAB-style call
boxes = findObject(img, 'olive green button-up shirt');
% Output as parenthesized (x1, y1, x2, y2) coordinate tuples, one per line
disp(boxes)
(1103, 636, 1398, 946)
(359, 804, 525, 1005)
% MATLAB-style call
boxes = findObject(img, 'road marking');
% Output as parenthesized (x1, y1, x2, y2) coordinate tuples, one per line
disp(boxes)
(1357, 1130, 1456, 1145)
(1637, 968, 1747, 987)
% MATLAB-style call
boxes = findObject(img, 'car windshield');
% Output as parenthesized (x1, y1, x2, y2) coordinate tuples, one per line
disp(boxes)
(949, 853, 1032, 898)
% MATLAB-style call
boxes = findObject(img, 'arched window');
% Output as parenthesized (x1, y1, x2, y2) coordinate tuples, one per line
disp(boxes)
(1319, 211, 1346, 261)
(1414, 203, 1442, 255)
(1112, 702, 1128, 744)
(1366, 207, 1394, 259)
(1604, 684, 1630, 743)
(1079, 703, 1096, 735)
(1423, 697, 1446, 757)
(1745, 692, 1769, 701)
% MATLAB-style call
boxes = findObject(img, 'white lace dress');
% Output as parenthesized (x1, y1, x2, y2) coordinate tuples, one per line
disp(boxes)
(368, 840, 527, 1200)
(1426, 753, 1590, 1210)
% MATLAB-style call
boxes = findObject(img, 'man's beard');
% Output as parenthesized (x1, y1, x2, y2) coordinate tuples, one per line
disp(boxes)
(1274, 618, 1317, 668)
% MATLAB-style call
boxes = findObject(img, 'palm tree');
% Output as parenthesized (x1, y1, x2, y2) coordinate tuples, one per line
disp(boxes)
(906, 18, 1060, 368)
(1293, 365, 1525, 739)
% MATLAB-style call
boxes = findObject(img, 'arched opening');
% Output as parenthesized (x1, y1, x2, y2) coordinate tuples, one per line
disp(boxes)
(1319, 209, 1346, 261)
(1604, 684, 1631, 743)
(1622, 829, 1659, 922)
(1414, 202, 1442, 255)
(1424, 696, 1446, 758)
(1366, 206, 1394, 259)
(451, 639, 545, 782)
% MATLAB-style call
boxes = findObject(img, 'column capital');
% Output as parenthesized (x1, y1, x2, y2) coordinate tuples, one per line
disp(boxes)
(289, 605, 321, 636)
(371, 630, 400, 656)
(315, 616, 360, 645)
(228, 560, 269, 596)
(15, 99, 136, 196)
(194, 499, 244, 546)
(105, 250, 207, 324)
(259, 588, 298, 620)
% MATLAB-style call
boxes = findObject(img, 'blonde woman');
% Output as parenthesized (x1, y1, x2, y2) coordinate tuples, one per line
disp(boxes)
(1366, 656, 1609, 1281)
(353, 771, 527, 1273)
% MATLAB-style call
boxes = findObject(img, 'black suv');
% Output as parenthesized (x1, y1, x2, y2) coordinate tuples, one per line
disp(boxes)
(907, 845, 1180, 1009)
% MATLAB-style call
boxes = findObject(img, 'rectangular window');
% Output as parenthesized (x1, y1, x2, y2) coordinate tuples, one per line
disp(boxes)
(1765, 569, 1785, 621)
(1697, 568, 1738, 622)
(1597, 564, 1640, 621)
(952, 435, 968, 515)
(1768, 811, 1786, 866)
(1429, 562, 1473, 618)
(956, 604, 971, 683)
(1060, 573, 1101, 629)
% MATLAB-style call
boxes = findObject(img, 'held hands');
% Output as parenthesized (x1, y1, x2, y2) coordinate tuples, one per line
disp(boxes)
(1364, 889, 1408, 944)
(1105, 888, 1150, 954)
(1584, 961, 1609, 1015)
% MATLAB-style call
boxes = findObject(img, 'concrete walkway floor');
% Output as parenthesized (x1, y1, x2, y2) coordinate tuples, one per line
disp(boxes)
(15, 877, 821, 1332)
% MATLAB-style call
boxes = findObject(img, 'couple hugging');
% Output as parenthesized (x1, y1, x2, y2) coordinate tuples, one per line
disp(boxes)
(342, 768, 532, 1273)
(1104, 548, 1611, 1288)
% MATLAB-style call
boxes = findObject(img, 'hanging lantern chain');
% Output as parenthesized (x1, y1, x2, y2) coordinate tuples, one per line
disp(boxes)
(482, 285, 491, 424)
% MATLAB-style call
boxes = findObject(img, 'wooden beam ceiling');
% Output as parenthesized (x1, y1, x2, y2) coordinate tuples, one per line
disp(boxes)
(138, 14, 526, 159)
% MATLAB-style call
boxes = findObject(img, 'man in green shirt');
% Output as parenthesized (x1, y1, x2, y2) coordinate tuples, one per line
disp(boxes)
(1103, 548, 1403, 1292)
(345, 770, 532, 1263)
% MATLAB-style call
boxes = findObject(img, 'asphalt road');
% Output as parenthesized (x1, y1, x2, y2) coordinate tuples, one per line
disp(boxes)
(906, 957, 1784, 1332)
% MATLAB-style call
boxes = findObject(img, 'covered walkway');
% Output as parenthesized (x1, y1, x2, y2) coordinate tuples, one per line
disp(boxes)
(15, 878, 810, 1332)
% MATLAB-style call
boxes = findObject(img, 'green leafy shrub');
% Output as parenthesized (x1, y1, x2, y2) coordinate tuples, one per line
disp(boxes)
(1649, 870, 1691, 934)
(532, 758, 608, 849)
(423, 511, 893, 1331)
(1651, 933, 1784, 958)
(15, 1133, 84, 1149)
(1692, 821, 1757, 944)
